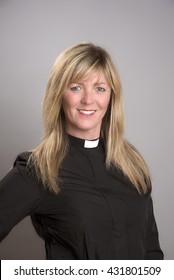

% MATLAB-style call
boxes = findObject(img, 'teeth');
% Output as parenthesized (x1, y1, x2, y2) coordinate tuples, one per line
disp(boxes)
(78, 110, 95, 115)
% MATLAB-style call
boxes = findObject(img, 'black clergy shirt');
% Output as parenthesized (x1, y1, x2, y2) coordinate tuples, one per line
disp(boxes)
(0, 135, 164, 259)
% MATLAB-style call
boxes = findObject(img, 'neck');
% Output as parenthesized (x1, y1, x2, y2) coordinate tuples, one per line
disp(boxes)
(66, 130, 100, 141)
(67, 134, 101, 149)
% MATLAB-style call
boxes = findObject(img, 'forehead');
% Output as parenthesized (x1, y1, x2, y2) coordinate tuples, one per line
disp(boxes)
(72, 70, 110, 85)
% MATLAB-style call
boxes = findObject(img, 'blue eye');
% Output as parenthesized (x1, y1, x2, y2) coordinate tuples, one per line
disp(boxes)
(96, 87, 105, 92)
(70, 85, 81, 91)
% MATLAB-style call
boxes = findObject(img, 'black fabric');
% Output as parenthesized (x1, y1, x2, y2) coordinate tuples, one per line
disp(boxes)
(0, 135, 164, 259)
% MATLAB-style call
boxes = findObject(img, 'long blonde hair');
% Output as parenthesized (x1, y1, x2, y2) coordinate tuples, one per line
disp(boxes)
(30, 42, 151, 194)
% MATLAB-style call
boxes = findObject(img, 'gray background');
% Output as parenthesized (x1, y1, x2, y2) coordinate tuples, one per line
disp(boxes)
(0, 0, 173, 259)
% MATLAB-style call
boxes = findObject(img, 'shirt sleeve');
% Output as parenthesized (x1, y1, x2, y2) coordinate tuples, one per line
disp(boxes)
(145, 195, 164, 259)
(0, 152, 41, 242)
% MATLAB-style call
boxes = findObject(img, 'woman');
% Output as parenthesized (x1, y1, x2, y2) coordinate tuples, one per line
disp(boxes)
(0, 43, 163, 259)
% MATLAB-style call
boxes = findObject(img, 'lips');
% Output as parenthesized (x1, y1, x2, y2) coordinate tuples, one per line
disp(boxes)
(78, 109, 96, 115)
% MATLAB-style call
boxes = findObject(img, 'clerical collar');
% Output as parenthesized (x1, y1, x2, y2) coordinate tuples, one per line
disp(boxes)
(84, 138, 99, 148)
(68, 134, 100, 148)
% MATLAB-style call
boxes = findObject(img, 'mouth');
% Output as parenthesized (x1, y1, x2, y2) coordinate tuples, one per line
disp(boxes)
(77, 109, 97, 115)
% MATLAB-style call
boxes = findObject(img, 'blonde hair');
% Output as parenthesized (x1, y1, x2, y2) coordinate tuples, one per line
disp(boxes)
(30, 42, 151, 194)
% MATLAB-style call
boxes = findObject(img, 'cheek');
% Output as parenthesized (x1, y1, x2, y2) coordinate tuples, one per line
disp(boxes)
(99, 96, 111, 119)
(101, 95, 111, 111)
(63, 93, 80, 110)
(62, 95, 74, 112)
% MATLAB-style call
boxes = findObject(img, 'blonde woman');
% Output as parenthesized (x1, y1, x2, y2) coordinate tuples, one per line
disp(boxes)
(0, 43, 163, 259)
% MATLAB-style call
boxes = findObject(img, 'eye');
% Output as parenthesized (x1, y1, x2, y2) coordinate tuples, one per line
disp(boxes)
(70, 85, 81, 92)
(96, 87, 106, 92)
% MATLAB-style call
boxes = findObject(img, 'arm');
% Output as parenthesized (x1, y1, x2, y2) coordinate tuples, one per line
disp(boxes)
(0, 153, 41, 242)
(145, 195, 164, 259)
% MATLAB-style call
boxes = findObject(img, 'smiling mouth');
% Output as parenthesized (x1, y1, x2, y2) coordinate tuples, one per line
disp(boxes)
(77, 109, 96, 115)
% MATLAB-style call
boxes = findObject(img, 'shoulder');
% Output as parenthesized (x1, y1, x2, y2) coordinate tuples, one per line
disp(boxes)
(13, 151, 37, 180)
(0, 152, 43, 216)
(11, 152, 45, 196)
(13, 151, 32, 167)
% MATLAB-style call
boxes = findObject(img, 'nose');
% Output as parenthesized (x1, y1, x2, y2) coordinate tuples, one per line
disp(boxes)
(81, 88, 94, 105)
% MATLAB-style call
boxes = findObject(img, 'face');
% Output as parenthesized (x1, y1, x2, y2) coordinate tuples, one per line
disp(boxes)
(62, 71, 111, 139)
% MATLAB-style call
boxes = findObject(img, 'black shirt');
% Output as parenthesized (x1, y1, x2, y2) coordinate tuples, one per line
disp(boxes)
(0, 135, 163, 259)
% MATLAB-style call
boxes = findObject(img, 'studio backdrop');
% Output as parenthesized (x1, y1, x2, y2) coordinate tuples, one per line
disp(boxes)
(0, 0, 173, 259)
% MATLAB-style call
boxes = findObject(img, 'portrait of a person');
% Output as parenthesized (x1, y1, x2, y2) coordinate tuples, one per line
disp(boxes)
(0, 43, 164, 260)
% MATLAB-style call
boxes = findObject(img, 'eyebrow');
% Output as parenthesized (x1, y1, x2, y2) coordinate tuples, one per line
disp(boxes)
(95, 82, 108, 86)
(70, 82, 109, 86)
